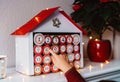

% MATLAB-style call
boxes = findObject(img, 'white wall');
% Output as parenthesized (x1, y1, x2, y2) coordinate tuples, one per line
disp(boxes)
(0, 0, 74, 67)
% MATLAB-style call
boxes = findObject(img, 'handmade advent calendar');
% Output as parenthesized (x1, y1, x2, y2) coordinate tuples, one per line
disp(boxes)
(11, 7, 86, 75)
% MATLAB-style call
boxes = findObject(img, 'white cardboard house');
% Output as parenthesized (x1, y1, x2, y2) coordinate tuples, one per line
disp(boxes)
(11, 7, 86, 75)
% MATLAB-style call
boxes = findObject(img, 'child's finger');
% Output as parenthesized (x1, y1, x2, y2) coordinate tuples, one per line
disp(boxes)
(51, 56, 56, 64)
(48, 49, 57, 57)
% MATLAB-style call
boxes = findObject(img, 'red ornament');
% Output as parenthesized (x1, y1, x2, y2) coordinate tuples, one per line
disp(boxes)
(72, 4, 81, 11)
(87, 40, 111, 62)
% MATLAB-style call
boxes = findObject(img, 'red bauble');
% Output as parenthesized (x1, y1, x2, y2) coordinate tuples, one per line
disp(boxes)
(72, 4, 81, 11)
(87, 40, 111, 62)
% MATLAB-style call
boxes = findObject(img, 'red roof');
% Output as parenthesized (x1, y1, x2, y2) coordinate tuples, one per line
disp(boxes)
(11, 7, 87, 35)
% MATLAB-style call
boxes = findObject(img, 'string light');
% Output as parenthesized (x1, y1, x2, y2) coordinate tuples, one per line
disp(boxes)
(105, 60, 109, 64)
(88, 65, 93, 72)
(42, 75, 46, 78)
(46, 8, 49, 10)
(95, 39, 99, 41)
(82, 42, 85, 45)
(89, 36, 92, 40)
(35, 17, 39, 22)
(60, 71, 63, 75)
(100, 63, 104, 69)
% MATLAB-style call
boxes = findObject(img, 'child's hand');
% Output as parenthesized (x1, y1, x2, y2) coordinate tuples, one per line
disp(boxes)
(49, 49, 72, 73)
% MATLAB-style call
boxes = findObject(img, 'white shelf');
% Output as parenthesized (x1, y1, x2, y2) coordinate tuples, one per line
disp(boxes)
(80, 59, 120, 78)
(80, 59, 120, 82)
(0, 59, 120, 82)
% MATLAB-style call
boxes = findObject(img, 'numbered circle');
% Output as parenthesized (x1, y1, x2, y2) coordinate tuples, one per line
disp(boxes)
(34, 54, 42, 64)
(34, 64, 42, 75)
(60, 45, 66, 54)
(67, 44, 73, 54)
(67, 53, 74, 62)
(74, 52, 81, 60)
(43, 45, 50, 55)
(60, 35, 66, 44)
(74, 45, 80, 52)
(34, 45, 42, 54)
(51, 45, 59, 54)
(73, 34, 80, 45)
(43, 55, 51, 64)
(42, 64, 51, 74)
(34, 33, 45, 45)
(45, 35, 52, 45)
(67, 35, 73, 44)
(53, 36, 59, 45)
(51, 64, 59, 72)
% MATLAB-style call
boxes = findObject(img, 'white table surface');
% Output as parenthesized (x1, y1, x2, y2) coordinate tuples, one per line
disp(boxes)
(0, 59, 120, 82)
